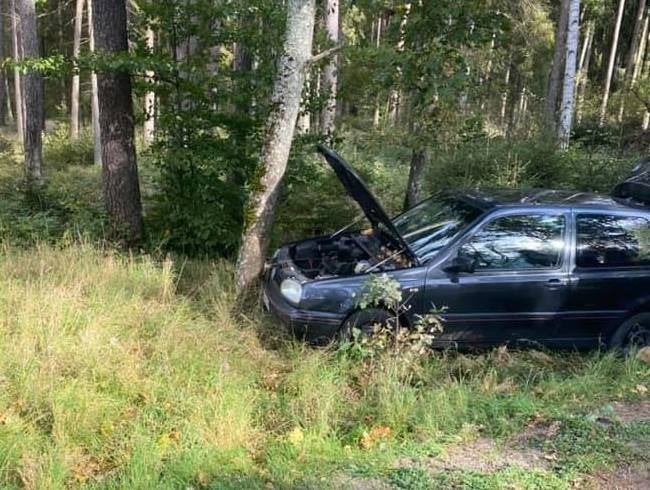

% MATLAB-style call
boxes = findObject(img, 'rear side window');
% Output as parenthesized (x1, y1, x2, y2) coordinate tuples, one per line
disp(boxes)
(459, 214, 566, 270)
(576, 214, 650, 268)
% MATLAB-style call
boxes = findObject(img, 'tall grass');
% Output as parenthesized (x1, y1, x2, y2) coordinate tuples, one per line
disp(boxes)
(0, 243, 647, 488)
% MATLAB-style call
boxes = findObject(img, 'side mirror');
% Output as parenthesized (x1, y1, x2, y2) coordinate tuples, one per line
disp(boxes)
(443, 255, 475, 274)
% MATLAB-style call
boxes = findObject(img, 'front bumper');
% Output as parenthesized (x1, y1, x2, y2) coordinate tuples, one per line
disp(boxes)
(263, 271, 344, 345)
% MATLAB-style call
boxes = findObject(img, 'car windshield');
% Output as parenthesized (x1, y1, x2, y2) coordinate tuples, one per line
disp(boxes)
(392, 194, 482, 261)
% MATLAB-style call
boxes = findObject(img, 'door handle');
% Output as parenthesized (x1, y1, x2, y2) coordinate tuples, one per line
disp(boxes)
(545, 278, 568, 289)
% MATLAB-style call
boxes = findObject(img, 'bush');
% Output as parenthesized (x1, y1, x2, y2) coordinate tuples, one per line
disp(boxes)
(425, 135, 636, 194)
(0, 132, 104, 246)
(43, 123, 94, 168)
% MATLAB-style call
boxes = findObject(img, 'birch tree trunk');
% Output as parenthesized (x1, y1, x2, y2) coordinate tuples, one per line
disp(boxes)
(599, 0, 626, 126)
(388, 3, 411, 126)
(235, 0, 316, 292)
(576, 21, 594, 125)
(17, 0, 42, 186)
(618, 0, 647, 122)
(10, 0, 23, 144)
(143, 26, 155, 148)
(92, 0, 143, 244)
(558, 0, 580, 149)
(0, 0, 7, 126)
(320, 0, 339, 139)
(88, 0, 101, 166)
(544, 0, 570, 130)
(70, 0, 84, 142)
(373, 15, 382, 128)
(500, 56, 512, 129)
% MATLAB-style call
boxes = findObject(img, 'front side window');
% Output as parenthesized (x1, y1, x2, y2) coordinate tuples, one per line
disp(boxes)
(459, 214, 566, 270)
(576, 214, 650, 268)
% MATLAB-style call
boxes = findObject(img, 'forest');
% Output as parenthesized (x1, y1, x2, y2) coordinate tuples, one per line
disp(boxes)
(0, 0, 649, 488)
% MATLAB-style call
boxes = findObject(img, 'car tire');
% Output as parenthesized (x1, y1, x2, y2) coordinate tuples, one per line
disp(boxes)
(338, 308, 396, 342)
(609, 312, 650, 355)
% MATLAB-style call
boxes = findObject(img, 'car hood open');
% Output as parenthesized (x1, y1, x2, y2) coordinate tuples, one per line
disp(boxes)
(317, 145, 418, 264)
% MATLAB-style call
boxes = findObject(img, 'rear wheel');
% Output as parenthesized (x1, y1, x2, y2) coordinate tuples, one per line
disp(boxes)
(609, 312, 650, 355)
(338, 308, 396, 342)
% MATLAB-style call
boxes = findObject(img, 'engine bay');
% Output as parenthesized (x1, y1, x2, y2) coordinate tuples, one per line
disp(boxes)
(289, 231, 411, 279)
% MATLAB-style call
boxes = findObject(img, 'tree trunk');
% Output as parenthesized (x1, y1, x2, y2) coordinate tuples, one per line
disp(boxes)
(500, 55, 512, 130)
(576, 20, 594, 125)
(558, 0, 580, 149)
(92, 0, 143, 244)
(618, 0, 647, 122)
(544, 0, 570, 130)
(70, 0, 84, 142)
(296, 69, 311, 134)
(88, 0, 101, 166)
(235, 0, 316, 292)
(404, 149, 426, 210)
(599, 0, 626, 126)
(10, 0, 23, 143)
(0, 0, 7, 126)
(17, 0, 42, 186)
(633, 14, 649, 82)
(373, 15, 382, 128)
(320, 0, 339, 139)
(388, 3, 411, 126)
(143, 26, 155, 148)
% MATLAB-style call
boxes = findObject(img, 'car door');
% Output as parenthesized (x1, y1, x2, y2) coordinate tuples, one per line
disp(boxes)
(563, 211, 650, 346)
(424, 210, 571, 346)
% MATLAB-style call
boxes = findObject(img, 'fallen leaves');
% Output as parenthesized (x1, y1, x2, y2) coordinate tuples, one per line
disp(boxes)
(632, 384, 648, 396)
(636, 346, 650, 365)
(359, 425, 392, 449)
(287, 427, 304, 447)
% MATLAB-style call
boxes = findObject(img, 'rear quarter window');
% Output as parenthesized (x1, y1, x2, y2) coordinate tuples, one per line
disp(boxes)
(576, 214, 650, 268)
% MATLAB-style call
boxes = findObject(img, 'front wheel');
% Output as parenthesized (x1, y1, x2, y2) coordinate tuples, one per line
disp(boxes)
(337, 308, 396, 342)
(609, 312, 650, 355)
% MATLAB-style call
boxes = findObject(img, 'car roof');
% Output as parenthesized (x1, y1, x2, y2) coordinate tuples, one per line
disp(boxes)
(453, 188, 647, 212)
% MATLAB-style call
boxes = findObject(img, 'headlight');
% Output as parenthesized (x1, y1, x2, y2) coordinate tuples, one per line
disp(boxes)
(280, 278, 302, 304)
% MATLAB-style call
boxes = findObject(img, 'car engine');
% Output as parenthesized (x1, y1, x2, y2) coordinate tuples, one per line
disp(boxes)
(289, 231, 409, 279)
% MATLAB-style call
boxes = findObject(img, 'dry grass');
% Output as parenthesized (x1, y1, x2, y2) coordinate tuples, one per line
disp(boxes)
(0, 243, 648, 488)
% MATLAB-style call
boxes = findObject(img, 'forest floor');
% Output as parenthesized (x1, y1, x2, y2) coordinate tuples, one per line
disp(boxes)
(0, 243, 648, 489)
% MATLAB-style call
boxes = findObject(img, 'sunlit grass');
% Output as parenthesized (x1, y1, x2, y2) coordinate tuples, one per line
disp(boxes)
(0, 243, 647, 488)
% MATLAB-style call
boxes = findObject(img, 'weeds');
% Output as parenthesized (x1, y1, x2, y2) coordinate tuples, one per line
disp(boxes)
(0, 243, 647, 488)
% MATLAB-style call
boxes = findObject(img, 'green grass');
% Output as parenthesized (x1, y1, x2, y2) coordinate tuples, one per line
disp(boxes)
(0, 243, 648, 488)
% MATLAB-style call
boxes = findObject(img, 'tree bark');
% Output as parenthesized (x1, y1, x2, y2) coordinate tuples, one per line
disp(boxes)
(544, 0, 570, 131)
(88, 0, 101, 166)
(599, 0, 626, 126)
(235, 0, 316, 292)
(404, 149, 426, 210)
(388, 3, 411, 126)
(92, 0, 143, 244)
(558, 0, 580, 149)
(320, 0, 339, 139)
(143, 26, 155, 148)
(633, 14, 649, 82)
(70, 0, 84, 142)
(0, 0, 7, 126)
(10, 0, 23, 143)
(576, 20, 594, 125)
(373, 15, 382, 128)
(618, 0, 647, 122)
(17, 0, 42, 186)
